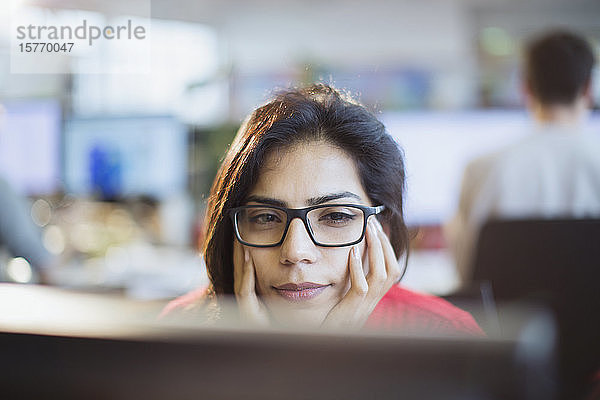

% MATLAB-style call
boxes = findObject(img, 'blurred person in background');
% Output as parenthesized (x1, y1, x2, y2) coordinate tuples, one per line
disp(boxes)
(163, 84, 483, 335)
(0, 105, 54, 283)
(445, 29, 600, 283)
(0, 176, 54, 283)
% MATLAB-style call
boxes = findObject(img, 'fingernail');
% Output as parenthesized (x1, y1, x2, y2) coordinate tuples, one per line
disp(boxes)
(353, 246, 361, 259)
(244, 249, 249, 262)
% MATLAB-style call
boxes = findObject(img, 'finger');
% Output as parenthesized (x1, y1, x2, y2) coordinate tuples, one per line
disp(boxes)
(233, 242, 257, 297)
(236, 249, 270, 326)
(328, 246, 368, 311)
(348, 245, 369, 297)
(239, 248, 256, 296)
(322, 246, 368, 328)
(366, 218, 386, 288)
(373, 218, 402, 284)
(233, 240, 244, 294)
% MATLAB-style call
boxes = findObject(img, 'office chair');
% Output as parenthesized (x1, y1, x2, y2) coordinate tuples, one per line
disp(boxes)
(470, 218, 600, 400)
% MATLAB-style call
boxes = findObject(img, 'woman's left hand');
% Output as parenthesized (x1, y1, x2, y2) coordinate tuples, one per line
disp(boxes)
(321, 217, 402, 329)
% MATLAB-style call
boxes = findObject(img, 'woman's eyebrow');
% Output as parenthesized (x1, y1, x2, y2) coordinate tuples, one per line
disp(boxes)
(245, 195, 287, 207)
(245, 192, 361, 207)
(307, 191, 361, 206)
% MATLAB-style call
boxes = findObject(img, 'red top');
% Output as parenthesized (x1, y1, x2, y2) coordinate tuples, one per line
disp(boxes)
(366, 285, 484, 336)
(161, 285, 484, 336)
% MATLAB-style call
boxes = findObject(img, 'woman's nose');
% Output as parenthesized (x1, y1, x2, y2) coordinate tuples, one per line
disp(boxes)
(279, 218, 318, 265)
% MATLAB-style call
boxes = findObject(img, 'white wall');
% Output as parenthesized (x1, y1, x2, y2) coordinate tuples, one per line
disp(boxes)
(218, 0, 473, 71)
(1, 0, 599, 106)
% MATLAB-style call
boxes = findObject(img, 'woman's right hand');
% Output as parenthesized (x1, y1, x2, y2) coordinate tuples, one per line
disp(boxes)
(321, 217, 402, 330)
(233, 240, 270, 326)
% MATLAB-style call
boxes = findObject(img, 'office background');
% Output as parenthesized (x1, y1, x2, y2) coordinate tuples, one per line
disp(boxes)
(0, 0, 599, 299)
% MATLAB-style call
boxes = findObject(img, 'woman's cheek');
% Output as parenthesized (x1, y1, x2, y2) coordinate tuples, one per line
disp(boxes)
(327, 248, 352, 283)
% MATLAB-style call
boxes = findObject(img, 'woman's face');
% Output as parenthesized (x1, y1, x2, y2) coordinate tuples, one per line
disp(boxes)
(240, 140, 371, 327)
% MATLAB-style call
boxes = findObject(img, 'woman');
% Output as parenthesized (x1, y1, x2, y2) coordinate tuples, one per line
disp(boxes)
(166, 84, 482, 335)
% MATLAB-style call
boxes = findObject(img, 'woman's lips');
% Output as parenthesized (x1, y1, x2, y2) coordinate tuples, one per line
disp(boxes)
(273, 282, 330, 302)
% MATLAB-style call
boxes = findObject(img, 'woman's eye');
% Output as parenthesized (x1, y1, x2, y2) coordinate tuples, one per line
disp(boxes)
(250, 213, 281, 224)
(319, 212, 356, 224)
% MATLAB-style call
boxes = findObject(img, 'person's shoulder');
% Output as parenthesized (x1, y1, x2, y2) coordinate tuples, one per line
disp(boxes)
(462, 133, 543, 191)
(575, 131, 600, 153)
(462, 147, 510, 189)
(468, 128, 555, 168)
(367, 285, 485, 336)
(465, 151, 499, 174)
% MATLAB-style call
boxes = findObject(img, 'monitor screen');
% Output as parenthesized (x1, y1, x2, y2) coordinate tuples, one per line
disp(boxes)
(63, 116, 188, 200)
(381, 110, 600, 226)
(0, 100, 62, 196)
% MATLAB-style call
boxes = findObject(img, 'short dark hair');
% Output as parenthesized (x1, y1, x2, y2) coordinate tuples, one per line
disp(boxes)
(525, 30, 596, 106)
(203, 84, 409, 294)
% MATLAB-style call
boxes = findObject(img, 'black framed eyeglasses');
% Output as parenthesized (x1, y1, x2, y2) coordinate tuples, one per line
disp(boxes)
(229, 204, 385, 248)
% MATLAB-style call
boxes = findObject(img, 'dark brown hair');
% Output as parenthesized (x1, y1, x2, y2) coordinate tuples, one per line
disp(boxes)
(525, 30, 595, 106)
(203, 84, 408, 294)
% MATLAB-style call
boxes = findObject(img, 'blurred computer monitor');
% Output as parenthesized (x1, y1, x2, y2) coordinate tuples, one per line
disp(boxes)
(63, 115, 188, 200)
(0, 284, 557, 400)
(0, 329, 556, 400)
(381, 110, 600, 226)
(0, 100, 62, 196)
